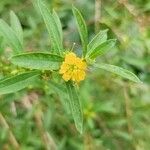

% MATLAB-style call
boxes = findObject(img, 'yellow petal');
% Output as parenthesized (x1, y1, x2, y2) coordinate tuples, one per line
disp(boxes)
(75, 58, 87, 70)
(78, 70, 86, 81)
(59, 63, 69, 74)
(62, 73, 71, 81)
(59, 52, 87, 83)
(71, 70, 84, 82)
(65, 52, 77, 64)
(71, 71, 78, 82)
(81, 61, 87, 70)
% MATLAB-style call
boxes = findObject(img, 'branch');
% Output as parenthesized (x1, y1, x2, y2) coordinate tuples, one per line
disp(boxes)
(0, 113, 20, 150)
(95, 0, 101, 33)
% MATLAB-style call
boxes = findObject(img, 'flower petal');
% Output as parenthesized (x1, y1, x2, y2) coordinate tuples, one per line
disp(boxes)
(65, 52, 77, 64)
(59, 52, 87, 82)
(59, 63, 69, 74)
(62, 71, 72, 81)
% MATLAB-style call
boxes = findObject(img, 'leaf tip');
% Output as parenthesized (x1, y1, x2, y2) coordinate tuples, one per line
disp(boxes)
(76, 122, 83, 134)
(135, 78, 143, 84)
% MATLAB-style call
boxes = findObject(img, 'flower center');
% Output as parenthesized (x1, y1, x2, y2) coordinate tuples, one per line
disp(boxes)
(69, 64, 78, 71)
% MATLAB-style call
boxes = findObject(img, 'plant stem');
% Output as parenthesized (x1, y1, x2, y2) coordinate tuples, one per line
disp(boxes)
(21, 92, 57, 150)
(123, 85, 136, 150)
(34, 111, 57, 150)
(0, 113, 20, 150)
(95, 0, 101, 33)
(123, 86, 132, 133)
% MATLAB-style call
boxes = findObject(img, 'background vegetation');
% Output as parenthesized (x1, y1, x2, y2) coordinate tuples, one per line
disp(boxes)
(0, 0, 150, 149)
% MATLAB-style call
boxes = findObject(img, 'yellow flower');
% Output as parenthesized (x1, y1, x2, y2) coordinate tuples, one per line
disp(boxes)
(59, 52, 87, 82)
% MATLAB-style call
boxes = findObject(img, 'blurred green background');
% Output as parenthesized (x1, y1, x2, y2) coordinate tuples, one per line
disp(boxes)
(0, 0, 150, 150)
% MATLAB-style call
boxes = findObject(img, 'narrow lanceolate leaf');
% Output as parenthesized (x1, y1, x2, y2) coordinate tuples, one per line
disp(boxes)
(86, 39, 116, 59)
(52, 10, 63, 44)
(0, 19, 23, 54)
(0, 71, 40, 95)
(72, 6, 88, 57)
(88, 29, 108, 52)
(10, 11, 23, 45)
(0, 37, 4, 54)
(93, 63, 141, 83)
(37, 0, 63, 55)
(49, 81, 71, 114)
(66, 81, 83, 133)
(11, 52, 63, 70)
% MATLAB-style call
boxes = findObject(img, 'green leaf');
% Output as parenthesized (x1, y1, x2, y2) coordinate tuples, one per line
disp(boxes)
(0, 36, 4, 54)
(49, 81, 71, 114)
(10, 11, 23, 45)
(11, 52, 63, 70)
(72, 6, 88, 57)
(0, 71, 40, 95)
(37, 0, 63, 55)
(0, 19, 23, 54)
(93, 63, 141, 83)
(86, 39, 116, 59)
(88, 29, 108, 53)
(52, 10, 63, 44)
(66, 81, 83, 133)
